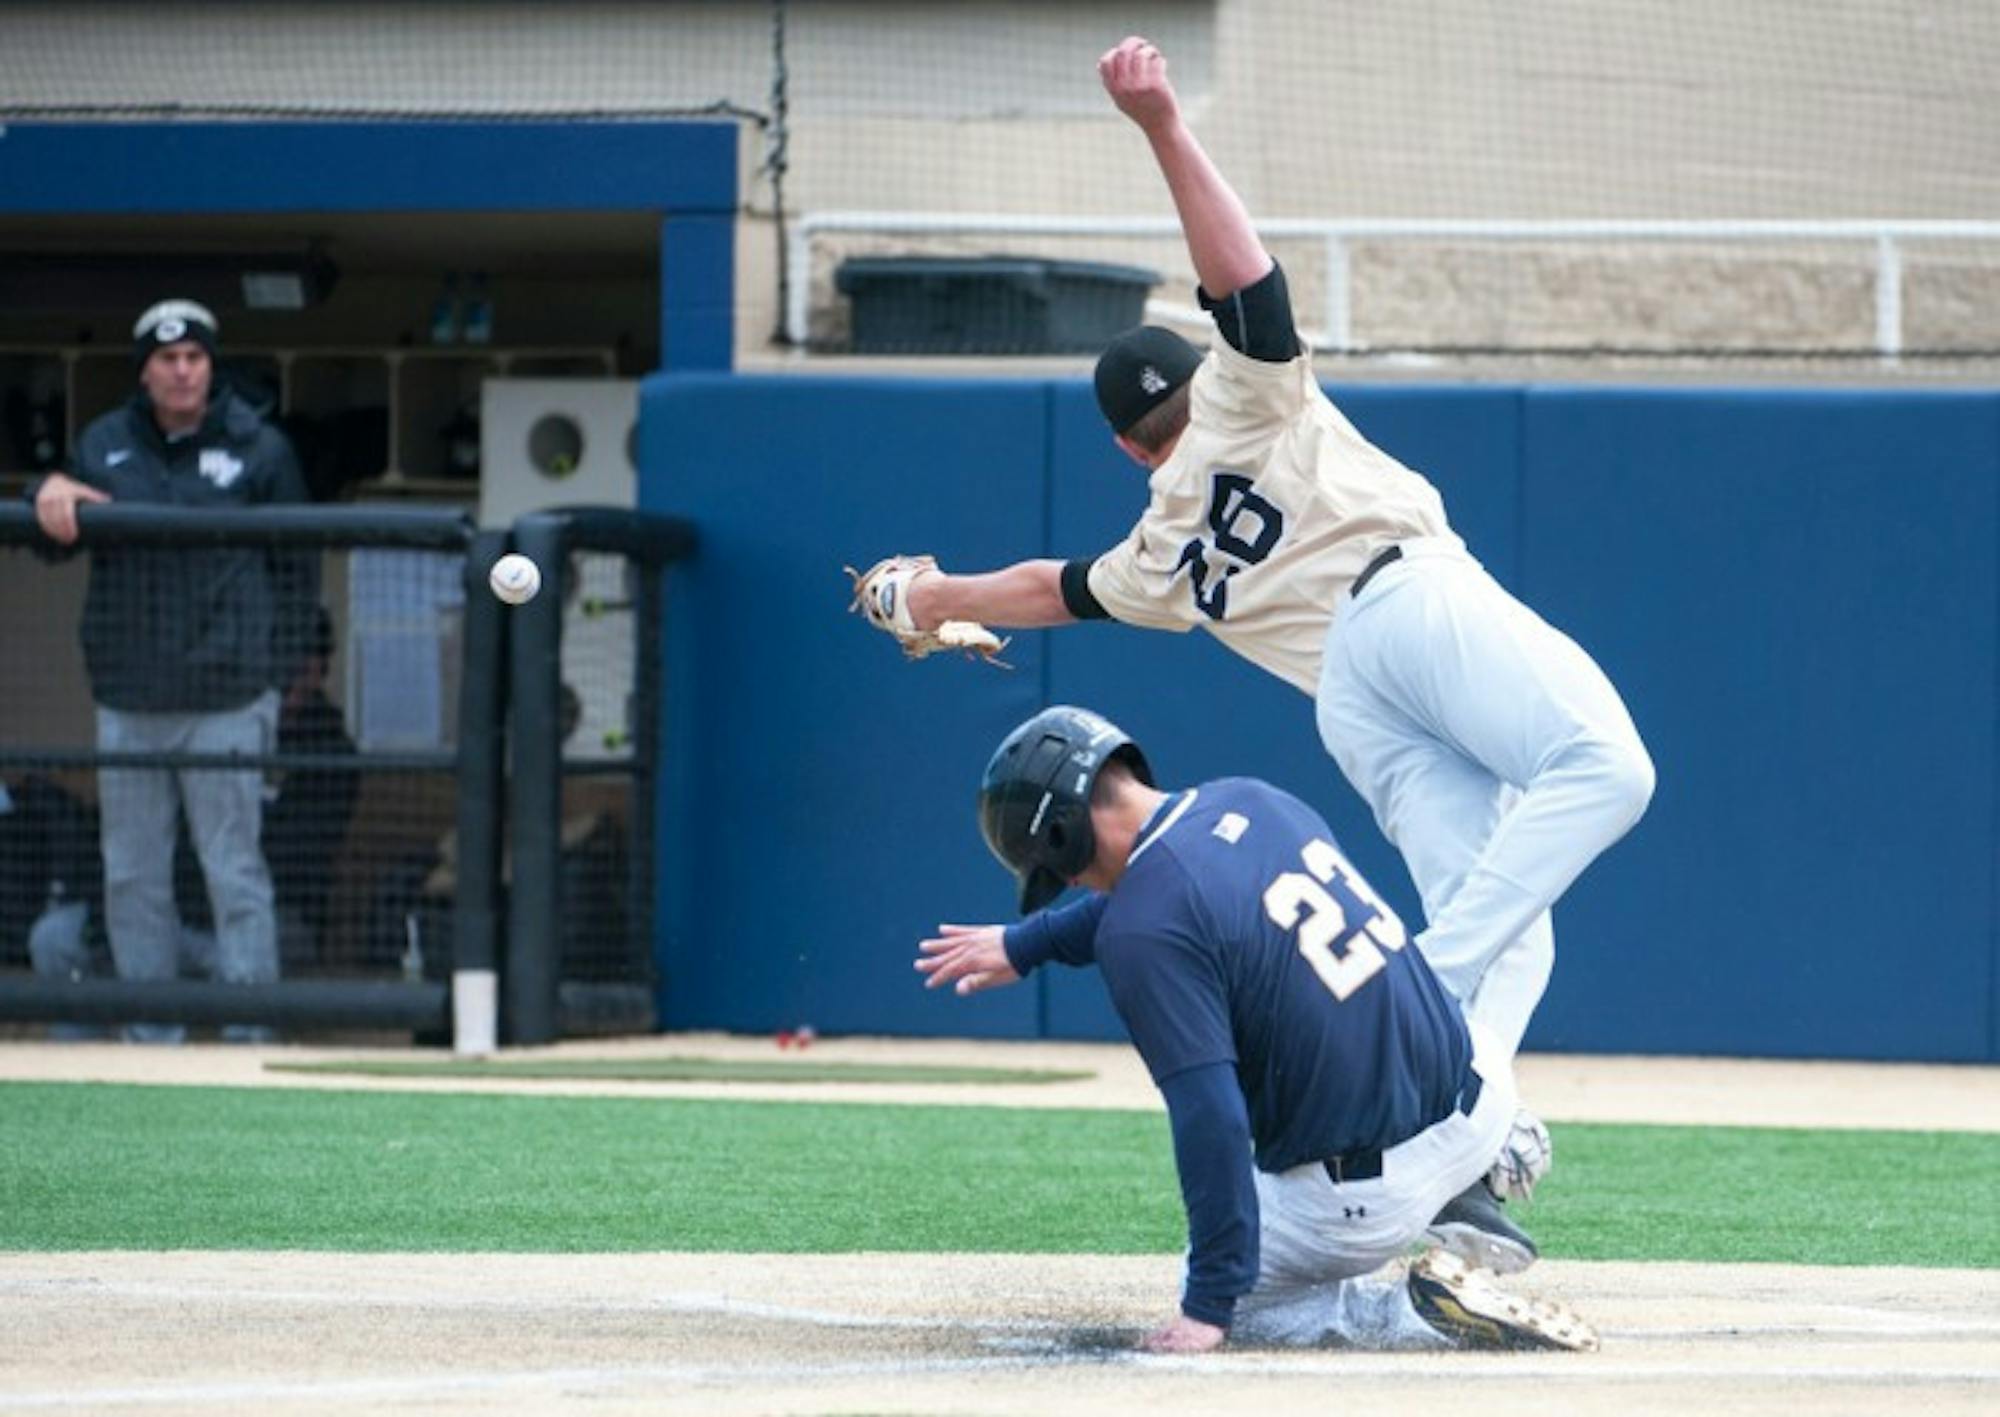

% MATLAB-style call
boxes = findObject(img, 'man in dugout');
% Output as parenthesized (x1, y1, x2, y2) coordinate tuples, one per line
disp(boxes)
(28, 298, 315, 1041)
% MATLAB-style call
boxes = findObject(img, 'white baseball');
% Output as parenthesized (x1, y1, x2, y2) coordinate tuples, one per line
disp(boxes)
(489, 553, 542, 605)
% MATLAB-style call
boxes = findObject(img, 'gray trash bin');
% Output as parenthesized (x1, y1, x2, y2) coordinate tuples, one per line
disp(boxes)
(835, 256, 1160, 354)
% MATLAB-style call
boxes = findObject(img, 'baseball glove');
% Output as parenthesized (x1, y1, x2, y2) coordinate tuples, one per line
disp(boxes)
(845, 555, 1011, 667)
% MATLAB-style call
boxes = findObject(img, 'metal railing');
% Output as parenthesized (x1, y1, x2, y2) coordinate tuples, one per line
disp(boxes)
(790, 212, 2000, 359)
(504, 507, 696, 1046)
(0, 504, 483, 1039)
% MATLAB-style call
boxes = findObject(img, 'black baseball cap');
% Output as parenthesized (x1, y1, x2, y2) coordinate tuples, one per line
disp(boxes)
(1093, 325, 1202, 434)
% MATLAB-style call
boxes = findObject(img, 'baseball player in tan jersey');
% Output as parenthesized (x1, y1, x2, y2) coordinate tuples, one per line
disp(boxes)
(853, 37, 1655, 1218)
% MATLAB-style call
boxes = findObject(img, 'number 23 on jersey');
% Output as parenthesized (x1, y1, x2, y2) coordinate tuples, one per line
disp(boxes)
(1262, 839, 1409, 1000)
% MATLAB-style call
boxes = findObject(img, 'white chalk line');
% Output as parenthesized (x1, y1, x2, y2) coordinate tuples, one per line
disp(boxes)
(1630, 1320, 2000, 1340)
(0, 1278, 1054, 1331)
(9, 1277, 1996, 1341)
(1818, 1302, 2000, 1334)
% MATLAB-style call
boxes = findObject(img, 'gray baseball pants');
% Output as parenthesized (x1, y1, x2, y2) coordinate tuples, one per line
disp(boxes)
(95, 690, 281, 1043)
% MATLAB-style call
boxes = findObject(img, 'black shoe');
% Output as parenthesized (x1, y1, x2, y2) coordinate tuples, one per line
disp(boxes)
(1426, 1180, 1539, 1275)
(1407, 1250, 1598, 1353)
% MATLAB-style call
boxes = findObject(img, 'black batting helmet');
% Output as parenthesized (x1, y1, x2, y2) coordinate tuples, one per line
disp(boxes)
(977, 705, 1153, 914)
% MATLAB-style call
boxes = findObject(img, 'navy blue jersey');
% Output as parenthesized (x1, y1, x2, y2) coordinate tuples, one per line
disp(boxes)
(1094, 778, 1470, 1173)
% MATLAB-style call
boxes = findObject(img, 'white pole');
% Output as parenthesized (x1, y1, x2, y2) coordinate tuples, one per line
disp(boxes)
(1874, 234, 1904, 362)
(785, 217, 814, 348)
(452, 969, 498, 1057)
(1324, 234, 1353, 352)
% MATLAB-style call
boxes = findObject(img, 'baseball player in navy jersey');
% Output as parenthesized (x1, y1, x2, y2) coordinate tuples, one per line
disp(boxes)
(919, 705, 1598, 1354)
(854, 35, 1655, 1207)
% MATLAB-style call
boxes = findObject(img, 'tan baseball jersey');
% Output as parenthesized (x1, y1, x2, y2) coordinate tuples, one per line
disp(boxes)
(1086, 340, 1460, 694)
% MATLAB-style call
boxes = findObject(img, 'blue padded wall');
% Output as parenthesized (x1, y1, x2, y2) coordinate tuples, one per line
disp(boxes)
(645, 371, 2000, 1061)
(643, 375, 1048, 1036)
(1520, 389, 1998, 1061)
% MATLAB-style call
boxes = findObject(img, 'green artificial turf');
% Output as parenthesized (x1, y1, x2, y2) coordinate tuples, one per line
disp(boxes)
(1533, 1122, 2000, 1267)
(2, 1080, 1994, 1266)
(266, 1057, 1094, 1085)
(0, 1081, 1177, 1253)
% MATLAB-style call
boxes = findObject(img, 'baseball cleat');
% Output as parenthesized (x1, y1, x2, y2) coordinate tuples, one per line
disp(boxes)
(1407, 1249, 1599, 1353)
(1426, 1179, 1539, 1275)
(1487, 1107, 1554, 1202)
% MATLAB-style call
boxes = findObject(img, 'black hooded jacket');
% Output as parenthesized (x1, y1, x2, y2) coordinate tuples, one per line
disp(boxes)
(42, 388, 316, 712)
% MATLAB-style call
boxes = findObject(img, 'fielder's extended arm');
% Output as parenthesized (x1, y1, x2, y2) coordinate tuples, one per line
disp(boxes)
(1099, 36, 1272, 301)
(907, 557, 1073, 630)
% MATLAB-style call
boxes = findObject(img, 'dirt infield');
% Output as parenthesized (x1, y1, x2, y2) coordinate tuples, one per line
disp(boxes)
(4, 1251, 1996, 1416)
(2, 1039, 1997, 1415)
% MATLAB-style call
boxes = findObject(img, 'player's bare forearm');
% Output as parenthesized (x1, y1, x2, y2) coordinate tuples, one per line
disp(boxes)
(1100, 36, 1271, 300)
(1148, 122, 1272, 299)
(908, 558, 1073, 631)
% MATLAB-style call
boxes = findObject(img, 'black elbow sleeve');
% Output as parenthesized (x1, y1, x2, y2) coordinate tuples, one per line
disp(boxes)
(1060, 558, 1111, 621)
(1198, 261, 1301, 362)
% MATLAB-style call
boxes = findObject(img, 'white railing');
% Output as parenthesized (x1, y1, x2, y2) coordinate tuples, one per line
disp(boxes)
(789, 213, 2000, 358)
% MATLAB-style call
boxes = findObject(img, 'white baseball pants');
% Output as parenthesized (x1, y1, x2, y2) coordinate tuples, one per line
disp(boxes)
(1316, 537, 1654, 1054)
(1232, 1025, 1518, 1347)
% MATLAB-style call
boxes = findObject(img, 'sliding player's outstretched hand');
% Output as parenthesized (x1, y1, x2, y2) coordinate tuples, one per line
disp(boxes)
(915, 923, 1021, 996)
(1098, 35, 1180, 131)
